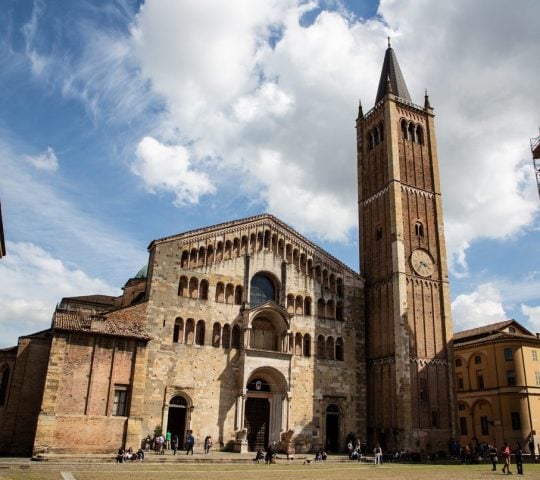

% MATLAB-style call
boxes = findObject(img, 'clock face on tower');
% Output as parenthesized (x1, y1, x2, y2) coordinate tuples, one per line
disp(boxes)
(410, 249, 434, 277)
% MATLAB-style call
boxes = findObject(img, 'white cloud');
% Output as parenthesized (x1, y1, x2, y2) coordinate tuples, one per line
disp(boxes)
(130, 0, 540, 258)
(252, 149, 355, 242)
(13, 0, 540, 273)
(522, 304, 540, 333)
(131, 1, 370, 241)
(20, 0, 49, 76)
(19, 1, 158, 125)
(451, 283, 507, 332)
(0, 242, 117, 348)
(132, 136, 216, 206)
(25, 146, 58, 171)
(0, 137, 146, 284)
(232, 83, 295, 123)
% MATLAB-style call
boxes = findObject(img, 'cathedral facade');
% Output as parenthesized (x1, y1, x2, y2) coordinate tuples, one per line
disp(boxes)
(0, 45, 455, 455)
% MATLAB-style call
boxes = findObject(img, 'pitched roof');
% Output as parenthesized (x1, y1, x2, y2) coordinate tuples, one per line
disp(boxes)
(61, 294, 118, 307)
(453, 320, 515, 341)
(454, 330, 539, 348)
(453, 319, 536, 346)
(375, 46, 411, 105)
(0, 346, 17, 354)
(53, 309, 151, 341)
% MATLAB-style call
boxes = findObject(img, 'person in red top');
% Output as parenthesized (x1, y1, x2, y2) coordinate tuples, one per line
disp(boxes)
(501, 442, 512, 474)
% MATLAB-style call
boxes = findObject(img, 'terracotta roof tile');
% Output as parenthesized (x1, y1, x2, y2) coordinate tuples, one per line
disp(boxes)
(61, 295, 118, 306)
(453, 320, 515, 341)
(454, 330, 539, 348)
(453, 319, 538, 348)
(53, 309, 150, 341)
(0, 346, 17, 353)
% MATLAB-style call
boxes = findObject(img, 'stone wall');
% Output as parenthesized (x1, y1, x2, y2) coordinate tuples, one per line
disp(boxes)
(0, 334, 51, 455)
(142, 217, 366, 453)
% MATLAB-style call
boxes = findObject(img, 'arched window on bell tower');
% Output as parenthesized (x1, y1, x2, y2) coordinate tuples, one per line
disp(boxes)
(401, 119, 408, 140)
(408, 122, 416, 143)
(416, 125, 424, 145)
(415, 221, 424, 238)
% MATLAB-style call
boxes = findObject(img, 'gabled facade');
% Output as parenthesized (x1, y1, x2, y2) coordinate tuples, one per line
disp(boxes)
(141, 214, 365, 454)
(454, 320, 540, 451)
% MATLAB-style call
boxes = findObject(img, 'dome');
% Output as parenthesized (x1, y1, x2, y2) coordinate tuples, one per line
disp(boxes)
(134, 264, 148, 279)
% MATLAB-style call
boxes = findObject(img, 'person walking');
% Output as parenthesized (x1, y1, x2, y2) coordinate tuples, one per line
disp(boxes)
(515, 442, 523, 475)
(186, 431, 195, 455)
(501, 442, 512, 474)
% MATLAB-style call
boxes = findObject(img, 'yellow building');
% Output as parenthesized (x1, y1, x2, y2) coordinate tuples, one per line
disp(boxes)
(454, 320, 540, 453)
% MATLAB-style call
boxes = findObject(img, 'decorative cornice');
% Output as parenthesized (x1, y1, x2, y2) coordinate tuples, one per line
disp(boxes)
(361, 185, 390, 206)
(368, 356, 396, 366)
(368, 355, 448, 367)
(410, 357, 448, 366)
(149, 214, 358, 276)
(400, 184, 434, 199)
(406, 276, 442, 288)
(362, 182, 436, 207)
(393, 97, 426, 113)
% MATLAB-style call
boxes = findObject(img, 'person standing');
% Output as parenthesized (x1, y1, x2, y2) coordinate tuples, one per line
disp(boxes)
(204, 435, 213, 454)
(165, 430, 171, 451)
(186, 431, 195, 455)
(488, 444, 498, 471)
(515, 442, 524, 475)
(158, 433, 165, 455)
(172, 434, 179, 455)
(374, 443, 383, 465)
(501, 442, 512, 474)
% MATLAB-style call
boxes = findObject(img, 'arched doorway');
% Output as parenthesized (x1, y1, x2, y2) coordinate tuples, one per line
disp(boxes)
(167, 396, 188, 448)
(241, 369, 289, 452)
(325, 404, 341, 453)
(245, 378, 271, 451)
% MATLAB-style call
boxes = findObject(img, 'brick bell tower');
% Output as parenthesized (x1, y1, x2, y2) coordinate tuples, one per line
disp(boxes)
(357, 40, 456, 451)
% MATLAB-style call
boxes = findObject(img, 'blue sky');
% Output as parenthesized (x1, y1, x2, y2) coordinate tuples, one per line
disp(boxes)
(0, 0, 539, 347)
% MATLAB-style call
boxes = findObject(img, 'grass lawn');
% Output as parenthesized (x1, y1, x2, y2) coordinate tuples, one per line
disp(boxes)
(1, 462, 540, 480)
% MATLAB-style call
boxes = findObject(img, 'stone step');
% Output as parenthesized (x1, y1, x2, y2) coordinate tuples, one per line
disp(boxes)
(23, 453, 358, 465)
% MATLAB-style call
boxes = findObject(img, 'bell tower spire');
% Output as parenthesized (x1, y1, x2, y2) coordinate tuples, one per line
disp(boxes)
(374, 40, 411, 104)
(357, 42, 456, 452)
